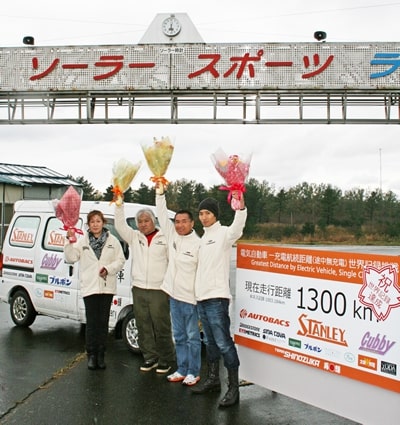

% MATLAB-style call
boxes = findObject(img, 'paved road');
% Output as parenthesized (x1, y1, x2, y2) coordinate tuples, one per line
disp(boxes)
(0, 301, 360, 425)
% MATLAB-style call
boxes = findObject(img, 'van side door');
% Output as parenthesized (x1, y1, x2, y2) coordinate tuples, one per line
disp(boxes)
(35, 216, 81, 320)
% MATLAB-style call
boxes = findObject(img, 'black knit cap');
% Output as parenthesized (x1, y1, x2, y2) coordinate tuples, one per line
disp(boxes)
(198, 197, 219, 220)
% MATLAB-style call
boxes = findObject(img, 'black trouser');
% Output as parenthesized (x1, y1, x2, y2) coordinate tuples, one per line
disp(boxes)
(132, 287, 175, 364)
(83, 294, 113, 354)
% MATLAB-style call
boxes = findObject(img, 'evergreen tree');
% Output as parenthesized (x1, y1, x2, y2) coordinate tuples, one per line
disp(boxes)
(132, 183, 155, 205)
(319, 184, 342, 226)
(66, 173, 400, 242)
(69, 176, 99, 200)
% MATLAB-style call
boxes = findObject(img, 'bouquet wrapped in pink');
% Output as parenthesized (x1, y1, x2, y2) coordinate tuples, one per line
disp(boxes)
(53, 186, 83, 243)
(211, 148, 252, 210)
(142, 136, 174, 191)
(111, 158, 141, 205)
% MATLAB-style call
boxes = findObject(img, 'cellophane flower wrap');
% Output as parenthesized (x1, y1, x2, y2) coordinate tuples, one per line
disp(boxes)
(141, 136, 174, 190)
(211, 148, 252, 210)
(111, 158, 141, 206)
(54, 186, 83, 242)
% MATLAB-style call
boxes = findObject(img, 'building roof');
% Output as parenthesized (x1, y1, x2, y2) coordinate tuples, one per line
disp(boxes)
(0, 163, 78, 186)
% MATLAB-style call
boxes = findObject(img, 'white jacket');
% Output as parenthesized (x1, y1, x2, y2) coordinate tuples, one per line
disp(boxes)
(156, 194, 200, 304)
(195, 208, 247, 301)
(64, 231, 125, 298)
(114, 204, 168, 290)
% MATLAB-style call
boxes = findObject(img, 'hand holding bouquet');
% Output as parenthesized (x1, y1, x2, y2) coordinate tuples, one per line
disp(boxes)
(111, 158, 141, 206)
(53, 186, 84, 243)
(142, 136, 174, 193)
(211, 148, 252, 210)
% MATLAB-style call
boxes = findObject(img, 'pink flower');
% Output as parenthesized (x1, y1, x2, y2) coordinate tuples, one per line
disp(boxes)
(211, 148, 252, 209)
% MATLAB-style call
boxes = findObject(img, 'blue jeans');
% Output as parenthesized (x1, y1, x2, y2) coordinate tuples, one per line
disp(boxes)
(170, 298, 201, 376)
(197, 298, 240, 370)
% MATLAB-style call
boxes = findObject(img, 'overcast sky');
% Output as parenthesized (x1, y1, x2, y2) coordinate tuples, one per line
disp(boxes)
(1, 1, 400, 196)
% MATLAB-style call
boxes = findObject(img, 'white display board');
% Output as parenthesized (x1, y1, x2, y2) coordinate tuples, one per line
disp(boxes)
(235, 244, 400, 424)
(1, 42, 400, 91)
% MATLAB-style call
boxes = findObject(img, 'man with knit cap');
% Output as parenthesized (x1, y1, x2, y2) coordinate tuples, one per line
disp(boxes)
(192, 192, 247, 408)
(197, 198, 220, 221)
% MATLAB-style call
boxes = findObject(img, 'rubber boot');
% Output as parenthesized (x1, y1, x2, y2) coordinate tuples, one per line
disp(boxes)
(192, 361, 221, 394)
(87, 353, 97, 370)
(219, 368, 239, 407)
(97, 349, 106, 370)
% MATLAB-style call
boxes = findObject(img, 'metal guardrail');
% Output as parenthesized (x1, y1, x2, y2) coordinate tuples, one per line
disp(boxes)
(0, 90, 399, 124)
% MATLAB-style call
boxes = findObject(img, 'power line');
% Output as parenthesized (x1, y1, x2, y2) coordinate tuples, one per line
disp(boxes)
(198, 2, 400, 26)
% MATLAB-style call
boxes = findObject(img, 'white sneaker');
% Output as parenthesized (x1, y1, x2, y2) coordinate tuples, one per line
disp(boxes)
(167, 371, 185, 382)
(182, 374, 200, 386)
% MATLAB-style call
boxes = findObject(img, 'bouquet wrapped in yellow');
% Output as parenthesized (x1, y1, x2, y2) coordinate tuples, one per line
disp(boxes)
(142, 136, 174, 191)
(111, 158, 141, 205)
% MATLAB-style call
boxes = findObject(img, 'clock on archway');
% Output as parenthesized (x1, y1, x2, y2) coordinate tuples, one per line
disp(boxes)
(162, 15, 182, 37)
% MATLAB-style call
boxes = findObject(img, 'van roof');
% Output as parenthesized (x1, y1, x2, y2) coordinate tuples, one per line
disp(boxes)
(13, 200, 175, 218)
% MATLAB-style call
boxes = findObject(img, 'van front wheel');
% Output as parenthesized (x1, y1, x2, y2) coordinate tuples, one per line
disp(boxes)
(10, 290, 37, 327)
(122, 311, 140, 354)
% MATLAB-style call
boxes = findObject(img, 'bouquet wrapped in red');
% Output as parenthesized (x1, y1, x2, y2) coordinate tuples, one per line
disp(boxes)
(111, 158, 141, 206)
(54, 186, 83, 243)
(142, 136, 174, 192)
(211, 148, 252, 210)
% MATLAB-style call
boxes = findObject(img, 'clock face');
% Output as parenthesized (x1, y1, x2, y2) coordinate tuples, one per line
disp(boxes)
(162, 16, 181, 37)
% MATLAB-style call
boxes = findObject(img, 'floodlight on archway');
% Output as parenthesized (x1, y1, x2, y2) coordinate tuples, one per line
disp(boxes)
(23, 36, 34, 45)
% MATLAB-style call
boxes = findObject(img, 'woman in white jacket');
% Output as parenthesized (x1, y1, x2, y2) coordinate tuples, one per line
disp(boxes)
(64, 210, 125, 370)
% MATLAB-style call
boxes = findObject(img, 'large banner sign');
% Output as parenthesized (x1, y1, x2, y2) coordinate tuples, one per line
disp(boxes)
(1, 42, 400, 91)
(235, 244, 400, 393)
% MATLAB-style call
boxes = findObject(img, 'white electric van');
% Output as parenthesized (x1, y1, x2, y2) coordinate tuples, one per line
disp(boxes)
(0, 200, 174, 353)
